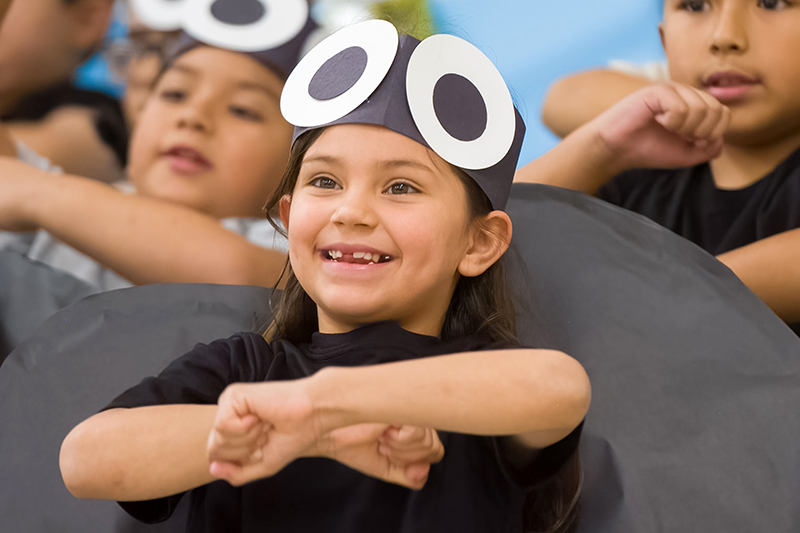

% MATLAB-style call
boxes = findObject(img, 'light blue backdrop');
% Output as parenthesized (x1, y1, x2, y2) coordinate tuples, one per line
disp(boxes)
(429, 0, 666, 164)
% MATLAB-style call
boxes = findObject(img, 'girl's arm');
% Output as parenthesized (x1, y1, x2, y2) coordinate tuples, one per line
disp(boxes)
(0, 158, 286, 286)
(208, 348, 591, 486)
(515, 82, 729, 195)
(717, 229, 800, 323)
(60, 406, 219, 501)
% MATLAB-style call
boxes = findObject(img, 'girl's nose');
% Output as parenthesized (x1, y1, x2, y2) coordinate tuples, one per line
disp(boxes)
(710, 4, 749, 54)
(330, 189, 379, 229)
(175, 98, 215, 134)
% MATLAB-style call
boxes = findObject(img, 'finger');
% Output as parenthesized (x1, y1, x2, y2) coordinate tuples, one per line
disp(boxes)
(404, 462, 431, 488)
(208, 422, 268, 452)
(214, 414, 263, 440)
(646, 83, 691, 132)
(382, 425, 426, 447)
(691, 90, 726, 139)
(709, 104, 731, 139)
(207, 431, 268, 463)
(380, 439, 445, 465)
(209, 457, 280, 487)
(669, 84, 711, 137)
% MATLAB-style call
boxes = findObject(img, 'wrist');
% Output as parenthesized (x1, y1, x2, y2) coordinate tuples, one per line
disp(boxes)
(306, 366, 356, 435)
(572, 121, 630, 179)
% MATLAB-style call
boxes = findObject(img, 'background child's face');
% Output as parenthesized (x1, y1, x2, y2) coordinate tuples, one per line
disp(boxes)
(127, 46, 294, 219)
(282, 124, 476, 335)
(661, 0, 800, 146)
(0, 0, 111, 112)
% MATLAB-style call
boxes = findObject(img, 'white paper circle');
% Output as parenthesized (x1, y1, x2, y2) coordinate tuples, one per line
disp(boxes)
(281, 19, 399, 128)
(406, 34, 516, 170)
(129, 0, 189, 31)
(183, 0, 309, 53)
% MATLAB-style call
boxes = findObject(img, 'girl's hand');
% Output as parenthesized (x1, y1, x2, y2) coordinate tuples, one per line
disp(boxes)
(0, 156, 48, 232)
(314, 423, 444, 490)
(207, 381, 444, 489)
(207, 381, 320, 487)
(587, 81, 731, 173)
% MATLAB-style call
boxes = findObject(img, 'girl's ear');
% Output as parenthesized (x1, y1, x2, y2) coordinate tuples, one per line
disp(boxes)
(279, 194, 292, 229)
(458, 211, 513, 278)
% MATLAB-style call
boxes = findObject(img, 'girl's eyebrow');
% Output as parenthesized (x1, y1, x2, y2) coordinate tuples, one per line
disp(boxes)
(237, 80, 281, 102)
(167, 64, 199, 78)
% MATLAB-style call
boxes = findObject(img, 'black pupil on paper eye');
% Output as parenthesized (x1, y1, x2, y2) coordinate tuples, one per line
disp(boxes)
(210, 0, 266, 26)
(308, 47, 369, 101)
(433, 73, 487, 142)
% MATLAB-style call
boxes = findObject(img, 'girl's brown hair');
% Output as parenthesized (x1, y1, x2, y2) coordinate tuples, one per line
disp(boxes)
(263, 127, 580, 533)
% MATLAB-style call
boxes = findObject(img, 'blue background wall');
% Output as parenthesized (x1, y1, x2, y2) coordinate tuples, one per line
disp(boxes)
(429, 0, 666, 164)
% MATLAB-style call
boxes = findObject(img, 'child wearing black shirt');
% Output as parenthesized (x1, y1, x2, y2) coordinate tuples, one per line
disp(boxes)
(59, 21, 590, 533)
(517, 0, 800, 323)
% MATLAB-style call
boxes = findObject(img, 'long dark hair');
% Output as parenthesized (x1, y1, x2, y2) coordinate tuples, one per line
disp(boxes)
(263, 127, 581, 532)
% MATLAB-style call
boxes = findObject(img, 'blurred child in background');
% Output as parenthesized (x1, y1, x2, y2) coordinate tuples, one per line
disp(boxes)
(518, 0, 800, 324)
(0, 0, 318, 290)
(0, 0, 127, 182)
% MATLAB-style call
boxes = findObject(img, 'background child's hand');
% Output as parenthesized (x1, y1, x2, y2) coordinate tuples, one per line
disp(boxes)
(0, 156, 47, 232)
(589, 81, 730, 172)
(314, 423, 444, 490)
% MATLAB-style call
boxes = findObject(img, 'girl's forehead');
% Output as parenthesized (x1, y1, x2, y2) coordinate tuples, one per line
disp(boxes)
(305, 124, 450, 173)
(164, 46, 284, 97)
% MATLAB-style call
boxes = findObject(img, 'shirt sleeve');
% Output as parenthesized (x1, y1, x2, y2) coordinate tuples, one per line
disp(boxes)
(103, 332, 273, 524)
(493, 422, 584, 489)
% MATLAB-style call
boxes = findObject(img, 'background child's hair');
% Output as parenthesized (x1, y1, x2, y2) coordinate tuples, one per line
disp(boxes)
(263, 127, 517, 346)
(263, 128, 581, 532)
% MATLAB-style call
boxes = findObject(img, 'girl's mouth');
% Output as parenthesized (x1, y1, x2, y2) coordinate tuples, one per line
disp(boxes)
(161, 145, 214, 174)
(321, 249, 393, 265)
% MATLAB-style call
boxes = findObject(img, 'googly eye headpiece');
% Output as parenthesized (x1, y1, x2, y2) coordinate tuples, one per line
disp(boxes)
(130, 0, 317, 79)
(280, 20, 525, 210)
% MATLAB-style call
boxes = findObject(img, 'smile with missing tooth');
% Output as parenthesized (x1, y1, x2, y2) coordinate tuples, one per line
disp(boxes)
(324, 250, 393, 265)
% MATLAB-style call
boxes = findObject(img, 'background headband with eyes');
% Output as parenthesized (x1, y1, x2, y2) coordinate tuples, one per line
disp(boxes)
(281, 19, 525, 210)
(131, 0, 317, 79)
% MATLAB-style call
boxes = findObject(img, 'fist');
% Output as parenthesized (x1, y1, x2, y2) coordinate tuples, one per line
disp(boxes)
(313, 423, 444, 490)
(592, 81, 731, 171)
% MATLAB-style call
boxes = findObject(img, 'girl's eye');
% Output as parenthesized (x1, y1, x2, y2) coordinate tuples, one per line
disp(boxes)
(679, 0, 709, 11)
(229, 105, 264, 122)
(310, 177, 340, 190)
(386, 182, 419, 195)
(159, 89, 187, 102)
(758, 0, 789, 10)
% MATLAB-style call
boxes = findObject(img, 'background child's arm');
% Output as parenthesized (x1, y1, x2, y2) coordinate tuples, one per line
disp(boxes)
(60, 405, 220, 501)
(209, 348, 590, 486)
(717, 230, 800, 323)
(542, 69, 652, 139)
(515, 82, 729, 195)
(0, 0, 15, 158)
(0, 158, 286, 286)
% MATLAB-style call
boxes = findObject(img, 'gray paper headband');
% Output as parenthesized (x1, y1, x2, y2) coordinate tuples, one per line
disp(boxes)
(130, 0, 317, 79)
(280, 20, 526, 211)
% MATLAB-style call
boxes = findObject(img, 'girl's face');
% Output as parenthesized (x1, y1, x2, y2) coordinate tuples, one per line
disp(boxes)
(281, 124, 509, 337)
(128, 46, 294, 218)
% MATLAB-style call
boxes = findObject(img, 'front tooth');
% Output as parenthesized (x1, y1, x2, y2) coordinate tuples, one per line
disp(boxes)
(335, 251, 343, 259)
(353, 252, 365, 259)
(363, 253, 373, 261)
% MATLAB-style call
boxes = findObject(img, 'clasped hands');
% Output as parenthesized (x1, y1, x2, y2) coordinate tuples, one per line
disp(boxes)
(206, 380, 444, 490)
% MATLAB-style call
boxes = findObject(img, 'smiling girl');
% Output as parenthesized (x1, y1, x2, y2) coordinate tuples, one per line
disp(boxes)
(59, 21, 590, 533)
